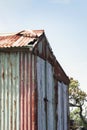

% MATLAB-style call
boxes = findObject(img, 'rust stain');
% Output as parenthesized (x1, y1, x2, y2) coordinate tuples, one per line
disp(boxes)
(19, 53, 37, 130)
(14, 100, 16, 110)
(14, 77, 16, 80)
(2, 71, 4, 79)
(10, 115, 12, 130)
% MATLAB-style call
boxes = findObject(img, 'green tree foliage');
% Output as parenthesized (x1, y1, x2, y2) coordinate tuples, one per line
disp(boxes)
(70, 108, 83, 126)
(69, 78, 87, 126)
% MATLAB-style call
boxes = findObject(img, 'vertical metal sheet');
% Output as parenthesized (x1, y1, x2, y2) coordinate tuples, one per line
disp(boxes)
(0, 50, 68, 130)
(37, 57, 56, 130)
(57, 82, 64, 130)
(20, 52, 36, 130)
(63, 83, 68, 130)
(46, 61, 55, 130)
(37, 56, 46, 130)
(0, 52, 19, 130)
(57, 82, 68, 130)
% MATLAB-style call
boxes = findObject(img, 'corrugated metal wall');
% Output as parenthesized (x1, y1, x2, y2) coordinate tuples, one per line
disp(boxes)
(19, 52, 37, 130)
(0, 51, 68, 130)
(37, 56, 56, 130)
(37, 56, 68, 130)
(0, 52, 37, 130)
(46, 61, 55, 130)
(0, 52, 20, 130)
(37, 56, 46, 130)
(58, 82, 68, 130)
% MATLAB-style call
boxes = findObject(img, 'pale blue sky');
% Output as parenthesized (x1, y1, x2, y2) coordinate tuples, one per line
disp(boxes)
(0, 0, 87, 91)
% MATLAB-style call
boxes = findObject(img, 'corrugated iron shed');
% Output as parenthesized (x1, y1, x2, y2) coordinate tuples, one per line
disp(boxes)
(0, 30, 70, 130)
(0, 30, 69, 84)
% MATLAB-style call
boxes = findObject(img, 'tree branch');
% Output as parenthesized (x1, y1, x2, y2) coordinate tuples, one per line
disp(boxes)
(69, 103, 80, 107)
(79, 105, 87, 125)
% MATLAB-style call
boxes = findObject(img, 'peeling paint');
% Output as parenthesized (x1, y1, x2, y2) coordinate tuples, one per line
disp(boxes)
(0, 52, 20, 130)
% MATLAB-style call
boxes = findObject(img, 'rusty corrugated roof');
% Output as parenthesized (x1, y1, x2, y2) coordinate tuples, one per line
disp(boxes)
(0, 30, 44, 48)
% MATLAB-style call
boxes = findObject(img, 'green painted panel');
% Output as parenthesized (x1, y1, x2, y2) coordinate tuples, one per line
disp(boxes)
(0, 52, 20, 130)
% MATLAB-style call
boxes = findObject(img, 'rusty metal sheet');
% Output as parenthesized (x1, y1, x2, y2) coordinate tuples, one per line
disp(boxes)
(0, 52, 20, 130)
(0, 30, 44, 48)
(0, 51, 37, 130)
(20, 52, 37, 130)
